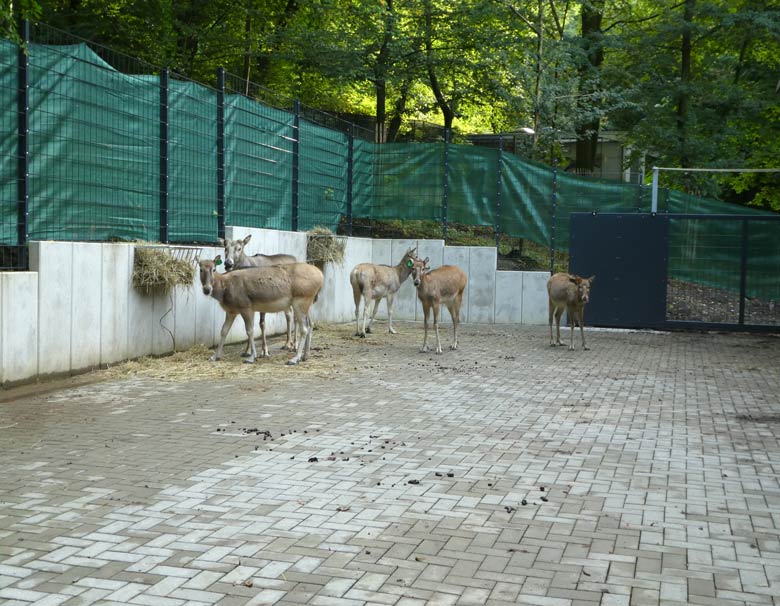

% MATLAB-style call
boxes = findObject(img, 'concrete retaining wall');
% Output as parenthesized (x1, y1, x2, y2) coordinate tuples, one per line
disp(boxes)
(0, 228, 550, 385)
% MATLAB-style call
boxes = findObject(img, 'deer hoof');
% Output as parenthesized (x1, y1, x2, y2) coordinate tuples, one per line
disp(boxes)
(286, 358, 299, 366)
(240, 352, 251, 358)
(419, 346, 429, 353)
(243, 358, 255, 365)
(209, 355, 220, 362)
(449, 344, 457, 350)
(365, 326, 372, 334)
(389, 328, 397, 334)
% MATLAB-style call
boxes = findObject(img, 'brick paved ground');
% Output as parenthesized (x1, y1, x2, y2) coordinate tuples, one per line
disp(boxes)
(1, 323, 779, 606)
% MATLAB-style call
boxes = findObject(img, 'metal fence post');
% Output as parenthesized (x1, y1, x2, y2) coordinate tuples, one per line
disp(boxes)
(442, 127, 450, 240)
(549, 156, 558, 274)
(346, 125, 354, 236)
(159, 68, 169, 243)
(739, 219, 748, 325)
(495, 137, 503, 249)
(291, 100, 300, 232)
(216, 67, 226, 241)
(17, 19, 30, 267)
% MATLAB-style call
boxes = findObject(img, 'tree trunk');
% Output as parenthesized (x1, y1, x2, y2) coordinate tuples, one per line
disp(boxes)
(676, 0, 695, 168)
(424, 0, 455, 130)
(574, 0, 605, 172)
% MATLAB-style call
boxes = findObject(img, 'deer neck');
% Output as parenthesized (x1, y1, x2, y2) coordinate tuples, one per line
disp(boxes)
(396, 259, 413, 283)
(209, 276, 227, 302)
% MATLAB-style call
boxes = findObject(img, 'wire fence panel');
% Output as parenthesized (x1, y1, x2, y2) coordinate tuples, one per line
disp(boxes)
(168, 79, 218, 242)
(0, 40, 17, 254)
(371, 143, 444, 223)
(499, 155, 553, 247)
(297, 117, 349, 232)
(27, 41, 159, 242)
(224, 92, 294, 231)
(448, 145, 498, 229)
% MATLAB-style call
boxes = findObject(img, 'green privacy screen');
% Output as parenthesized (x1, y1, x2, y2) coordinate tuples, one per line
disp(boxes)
(2, 39, 778, 298)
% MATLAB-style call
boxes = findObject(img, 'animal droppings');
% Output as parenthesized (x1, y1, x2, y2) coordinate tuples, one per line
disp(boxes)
(308, 457, 318, 463)
(521, 499, 528, 506)
(408, 479, 420, 485)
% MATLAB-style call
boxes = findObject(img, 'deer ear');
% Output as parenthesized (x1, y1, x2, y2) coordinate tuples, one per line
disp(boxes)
(588, 275, 595, 282)
(214, 255, 223, 266)
(406, 259, 413, 268)
(424, 257, 429, 263)
(242, 234, 252, 245)
(217, 238, 225, 247)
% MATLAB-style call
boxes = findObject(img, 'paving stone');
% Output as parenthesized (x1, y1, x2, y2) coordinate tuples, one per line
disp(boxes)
(0, 325, 779, 606)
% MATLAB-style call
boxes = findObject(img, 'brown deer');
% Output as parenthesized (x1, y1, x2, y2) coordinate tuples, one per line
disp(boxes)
(219, 234, 298, 353)
(349, 247, 418, 337)
(410, 258, 467, 354)
(547, 273, 595, 351)
(199, 256, 323, 365)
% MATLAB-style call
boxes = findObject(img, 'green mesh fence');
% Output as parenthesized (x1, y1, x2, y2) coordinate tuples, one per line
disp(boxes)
(2, 36, 779, 302)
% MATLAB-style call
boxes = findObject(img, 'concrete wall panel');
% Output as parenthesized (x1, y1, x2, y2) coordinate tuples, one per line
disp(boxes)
(442, 246, 471, 324)
(468, 247, 497, 323)
(521, 271, 550, 326)
(1, 273, 38, 384)
(127, 246, 155, 359)
(31, 241, 73, 375)
(391, 239, 418, 321)
(371, 239, 392, 266)
(71, 243, 103, 371)
(100, 244, 130, 365)
(495, 272, 523, 324)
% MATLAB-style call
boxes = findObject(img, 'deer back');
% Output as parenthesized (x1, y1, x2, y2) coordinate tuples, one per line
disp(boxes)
(419, 265, 467, 302)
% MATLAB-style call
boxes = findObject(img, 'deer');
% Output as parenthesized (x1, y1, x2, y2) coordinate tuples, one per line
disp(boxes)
(350, 247, 418, 338)
(199, 256, 323, 366)
(409, 257, 467, 354)
(548, 272, 595, 351)
(219, 234, 298, 355)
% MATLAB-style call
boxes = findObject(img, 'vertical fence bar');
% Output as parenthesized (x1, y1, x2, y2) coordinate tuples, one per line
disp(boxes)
(159, 68, 169, 243)
(291, 100, 300, 232)
(651, 166, 659, 213)
(16, 19, 30, 267)
(442, 127, 450, 240)
(738, 219, 748, 325)
(549, 157, 558, 274)
(346, 125, 354, 236)
(216, 67, 226, 241)
(494, 137, 503, 249)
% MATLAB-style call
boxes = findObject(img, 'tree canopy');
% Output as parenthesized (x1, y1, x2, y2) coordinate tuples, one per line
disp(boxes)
(6, 0, 780, 208)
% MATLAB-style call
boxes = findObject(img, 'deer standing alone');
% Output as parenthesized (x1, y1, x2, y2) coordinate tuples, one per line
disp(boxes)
(410, 258, 467, 354)
(350, 247, 418, 337)
(199, 256, 323, 365)
(220, 234, 297, 356)
(547, 272, 595, 350)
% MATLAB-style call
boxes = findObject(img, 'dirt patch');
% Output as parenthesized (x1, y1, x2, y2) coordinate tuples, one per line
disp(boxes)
(666, 279, 780, 326)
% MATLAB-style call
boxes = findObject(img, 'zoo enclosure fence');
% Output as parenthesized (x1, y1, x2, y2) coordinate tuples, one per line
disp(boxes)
(1, 21, 778, 316)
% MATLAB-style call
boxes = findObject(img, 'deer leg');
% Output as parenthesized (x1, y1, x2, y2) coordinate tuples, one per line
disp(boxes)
(567, 306, 576, 351)
(257, 312, 270, 358)
(359, 291, 373, 337)
(549, 299, 556, 346)
(579, 309, 588, 350)
(420, 303, 430, 353)
(288, 305, 309, 365)
(433, 304, 443, 354)
(448, 301, 459, 350)
(386, 294, 397, 334)
(240, 313, 254, 357)
(366, 296, 382, 334)
(284, 307, 296, 351)
(212, 312, 237, 361)
(554, 308, 565, 346)
(354, 288, 363, 336)
(242, 311, 257, 364)
(302, 313, 313, 361)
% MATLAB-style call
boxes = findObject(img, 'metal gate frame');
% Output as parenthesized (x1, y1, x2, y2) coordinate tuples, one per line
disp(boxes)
(569, 212, 780, 333)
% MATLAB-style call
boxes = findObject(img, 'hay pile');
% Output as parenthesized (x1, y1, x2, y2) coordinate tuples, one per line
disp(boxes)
(133, 246, 195, 295)
(306, 226, 346, 268)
